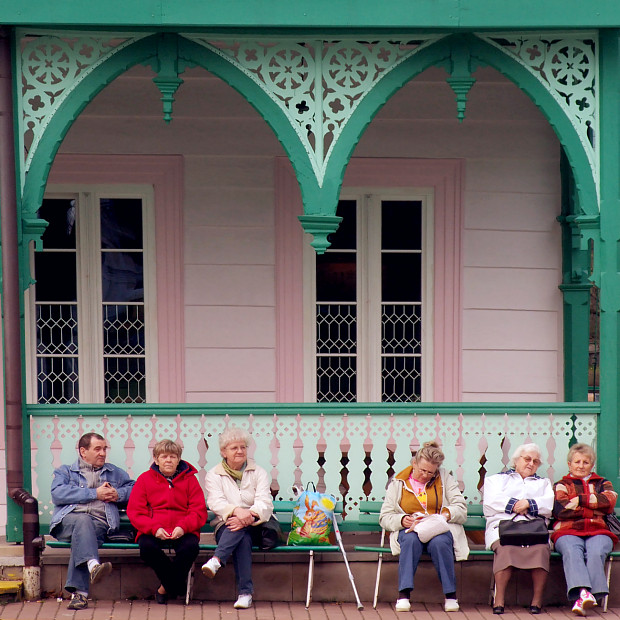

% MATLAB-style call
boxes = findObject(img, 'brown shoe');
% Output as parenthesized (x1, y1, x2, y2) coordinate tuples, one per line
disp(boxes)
(67, 593, 88, 610)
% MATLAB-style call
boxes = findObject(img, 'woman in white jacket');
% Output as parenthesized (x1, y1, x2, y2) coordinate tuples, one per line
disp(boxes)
(482, 443, 553, 615)
(379, 441, 469, 613)
(201, 426, 274, 610)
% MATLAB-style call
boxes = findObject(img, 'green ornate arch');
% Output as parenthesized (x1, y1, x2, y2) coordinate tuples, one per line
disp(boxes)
(19, 31, 599, 262)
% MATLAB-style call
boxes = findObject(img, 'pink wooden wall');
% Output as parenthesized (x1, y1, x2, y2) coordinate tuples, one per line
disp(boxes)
(51, 63, 562, 402)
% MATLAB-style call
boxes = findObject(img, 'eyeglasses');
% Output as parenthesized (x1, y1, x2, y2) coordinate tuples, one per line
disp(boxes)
(521, 456, 541, 466)
(415, 466, 438, 477)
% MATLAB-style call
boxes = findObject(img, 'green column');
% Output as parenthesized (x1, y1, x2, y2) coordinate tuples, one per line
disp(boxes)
(559, 151, 591, 402)
(560, 283, 591, 401)
(596, 30, 620, 484)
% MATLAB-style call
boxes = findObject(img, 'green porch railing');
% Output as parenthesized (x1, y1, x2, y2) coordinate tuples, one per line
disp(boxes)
(27, 402, 599, 525)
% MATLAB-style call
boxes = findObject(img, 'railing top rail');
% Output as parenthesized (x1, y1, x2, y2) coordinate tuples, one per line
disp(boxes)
(26, 402, 601, 417)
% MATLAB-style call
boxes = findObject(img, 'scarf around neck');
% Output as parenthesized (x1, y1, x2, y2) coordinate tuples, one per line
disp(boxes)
(222, 459, 245, 481)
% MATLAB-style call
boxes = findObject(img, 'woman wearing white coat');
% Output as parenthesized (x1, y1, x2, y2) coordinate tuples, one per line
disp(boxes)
(483, 443, 554, 615)
(201, 426, 273, 610)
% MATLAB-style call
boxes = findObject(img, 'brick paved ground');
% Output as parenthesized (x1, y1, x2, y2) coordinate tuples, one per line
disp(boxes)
(0, 601, 619, 620)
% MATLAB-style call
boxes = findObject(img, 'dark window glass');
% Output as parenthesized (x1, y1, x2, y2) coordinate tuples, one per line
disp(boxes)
(35, 253, 77, 302)
(101, 252, 144, 302)
(382, 253, 421, 302)
(382, 201, 422, 250)
(37, 357, 79, 403)
(382, 356, 421, 403)
(327, 200, 357, 250)
(316, 252, 356, 302)
(38, 199, 76, 250)
(316, 356, 357, 402)
(100, 198, 143, 249)
(104, 357, 146, 403)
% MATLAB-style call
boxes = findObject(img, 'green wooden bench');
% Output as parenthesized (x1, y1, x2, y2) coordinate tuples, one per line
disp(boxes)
(353, 500, 620, 611)
(45, 500, 346, 608)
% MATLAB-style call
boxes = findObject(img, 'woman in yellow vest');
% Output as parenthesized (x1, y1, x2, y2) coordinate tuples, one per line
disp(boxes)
(379, 441, 469, 612)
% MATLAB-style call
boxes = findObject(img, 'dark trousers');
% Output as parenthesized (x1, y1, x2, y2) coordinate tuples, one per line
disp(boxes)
(138, 533, 199, 597)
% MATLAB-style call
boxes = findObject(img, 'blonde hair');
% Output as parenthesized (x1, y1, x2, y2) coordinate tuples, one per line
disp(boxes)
(567, 442, 596, 464)
(414, 441, 445, 466)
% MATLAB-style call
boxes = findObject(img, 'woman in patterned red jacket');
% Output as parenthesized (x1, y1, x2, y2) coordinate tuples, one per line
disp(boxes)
(552, 443, 618, 617)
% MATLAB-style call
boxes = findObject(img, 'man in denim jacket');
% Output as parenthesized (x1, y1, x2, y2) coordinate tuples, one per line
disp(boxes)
(50, 432, 134, 610)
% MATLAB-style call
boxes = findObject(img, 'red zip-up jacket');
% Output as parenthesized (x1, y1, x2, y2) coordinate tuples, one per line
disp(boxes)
(127, 460, 208, 540)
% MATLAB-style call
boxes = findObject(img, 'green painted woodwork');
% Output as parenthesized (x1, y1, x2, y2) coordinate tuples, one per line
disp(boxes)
(6, 1, 620, 30)
(151, 33, 184, 123)
(559, 150, 591, 402)
(16, 31, 601, 256)
(595, 30, 620, 487)
(478, 34, 597, 201)
(26, 401, 600, 417)
(446, 36, 476, 122)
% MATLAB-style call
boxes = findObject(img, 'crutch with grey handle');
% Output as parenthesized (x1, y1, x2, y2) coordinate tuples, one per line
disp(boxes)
(333, 512, 364, 610)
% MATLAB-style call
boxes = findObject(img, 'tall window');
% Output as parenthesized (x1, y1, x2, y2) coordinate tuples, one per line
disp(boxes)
(28, 186, 157, 403)
(307, 191, 433, 402)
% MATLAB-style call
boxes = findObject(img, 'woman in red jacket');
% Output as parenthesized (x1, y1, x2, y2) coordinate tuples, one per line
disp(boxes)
(128, 439, 207, 604)
(552, 443, 618, 617)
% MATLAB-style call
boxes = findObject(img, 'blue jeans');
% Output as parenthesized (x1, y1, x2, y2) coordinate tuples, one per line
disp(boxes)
(215, 526, 254, 595)
(397, 529, 456, 594)
(53, 512, 108, 594)
(554, 534, 613, 601)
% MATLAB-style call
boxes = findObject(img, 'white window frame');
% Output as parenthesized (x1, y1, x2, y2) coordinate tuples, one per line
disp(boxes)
(303, 188, 434, 402)
(25, 184, 159, 404)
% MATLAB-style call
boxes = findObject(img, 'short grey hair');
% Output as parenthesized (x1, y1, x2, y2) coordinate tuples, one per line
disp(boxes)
(218, 426, 251, 453)
(510, 443, 542, 468)
(413, 441, 445, 466)
(567, 442, 596, 464)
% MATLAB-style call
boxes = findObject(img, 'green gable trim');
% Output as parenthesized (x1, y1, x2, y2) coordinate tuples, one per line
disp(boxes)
(6, 1, 620, 30)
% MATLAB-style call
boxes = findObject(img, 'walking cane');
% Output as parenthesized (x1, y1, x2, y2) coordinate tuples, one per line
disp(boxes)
(332, 514, 364, 610)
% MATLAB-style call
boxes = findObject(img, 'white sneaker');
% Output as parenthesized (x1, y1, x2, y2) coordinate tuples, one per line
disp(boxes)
(234, 594, 253, 609)
(201, 556, 221, 578)
(444, 598, 460, 612)
(395, 598, 411, 612)
(580, 589, 597, 609)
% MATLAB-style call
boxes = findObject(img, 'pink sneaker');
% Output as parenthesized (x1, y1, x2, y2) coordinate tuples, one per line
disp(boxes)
(572, 598, 585, 616)
(580, 589, 597, 610)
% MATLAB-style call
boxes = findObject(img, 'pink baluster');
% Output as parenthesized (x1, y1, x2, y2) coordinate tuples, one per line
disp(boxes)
(269, 414, 280, 498)
(51, 416, 63, 470)
(456, 413, 465, 493)
(124, 416, 135, 479)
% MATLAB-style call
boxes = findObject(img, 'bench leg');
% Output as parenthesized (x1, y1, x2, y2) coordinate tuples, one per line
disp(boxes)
(604, 555, 612, 612)
(186, 565, 194, 606)
(373, 553, 383, 609)
(305, 550, 314, 609)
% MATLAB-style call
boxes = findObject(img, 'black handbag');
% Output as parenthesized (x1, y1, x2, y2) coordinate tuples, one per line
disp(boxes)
(251, 515, 284, 550)
(498, 516, 549, 547)
(605, 513, 620, 536)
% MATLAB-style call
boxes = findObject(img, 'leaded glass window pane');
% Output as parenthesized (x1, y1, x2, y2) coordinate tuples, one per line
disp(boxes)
(37, 357, 79, 404)
(104, 357, 146, 403)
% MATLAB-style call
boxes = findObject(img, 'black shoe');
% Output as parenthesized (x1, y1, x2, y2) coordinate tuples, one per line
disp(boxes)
(156, 591, 168, 605)
(493, 606, 505, 614)
(529, 605, 542, 614)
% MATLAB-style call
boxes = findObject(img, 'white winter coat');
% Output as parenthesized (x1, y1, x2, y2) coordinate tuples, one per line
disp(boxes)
(205, 459, 273, 533)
